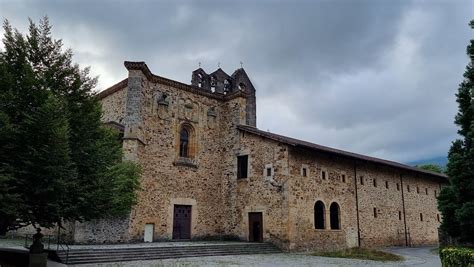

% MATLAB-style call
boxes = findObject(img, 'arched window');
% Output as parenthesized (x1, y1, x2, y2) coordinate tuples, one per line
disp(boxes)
(223, 79, 230, 94)
(210, 76, 216, 92)
(179, 128, 189, 158)
(238, 83, 246, 91)
(330, 202, 341, 230)
(314, 201, 325, 229)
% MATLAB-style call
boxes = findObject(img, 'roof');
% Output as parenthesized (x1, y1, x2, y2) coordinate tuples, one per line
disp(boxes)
(97, 61, 250, 101)
(97, 78, 128, 99)
(237, 125, 448, 181)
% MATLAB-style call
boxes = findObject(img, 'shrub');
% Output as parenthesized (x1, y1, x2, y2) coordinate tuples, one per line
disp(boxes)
(440, 247, 474, 267)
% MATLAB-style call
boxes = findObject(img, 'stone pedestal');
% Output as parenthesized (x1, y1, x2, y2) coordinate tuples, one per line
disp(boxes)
(28, 253, 47, 267)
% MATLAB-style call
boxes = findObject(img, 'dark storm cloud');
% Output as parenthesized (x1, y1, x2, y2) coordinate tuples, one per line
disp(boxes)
(0, 0, 471, 163)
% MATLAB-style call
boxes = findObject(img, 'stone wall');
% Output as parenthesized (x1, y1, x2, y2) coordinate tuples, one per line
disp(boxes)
(286, 148, 359, 251)
(356, 163, 406, 247)
(226, 132, 290, 248)
(100, 86, 127, 124)
(402, 173, 441, 246)
(121, 68, 247, 242)
(73, 217, 130, 244)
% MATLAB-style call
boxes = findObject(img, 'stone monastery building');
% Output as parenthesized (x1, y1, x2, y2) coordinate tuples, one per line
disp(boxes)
(86, 61, 446, 251)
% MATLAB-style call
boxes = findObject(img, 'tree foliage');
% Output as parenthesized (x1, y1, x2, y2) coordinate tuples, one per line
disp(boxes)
(417, 164, 445, 174)
(0, 17, 140, 234)
(437, 20, 474, 242)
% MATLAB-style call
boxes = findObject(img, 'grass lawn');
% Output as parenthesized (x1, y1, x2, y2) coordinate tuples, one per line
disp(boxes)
(312, 247, 404, 262)
(0, 237, 26, 248)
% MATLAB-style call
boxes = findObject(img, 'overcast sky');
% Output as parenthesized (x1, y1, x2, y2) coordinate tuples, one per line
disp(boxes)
(1, 0, 472, 164)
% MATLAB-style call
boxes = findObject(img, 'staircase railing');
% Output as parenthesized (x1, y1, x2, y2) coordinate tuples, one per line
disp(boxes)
(23, 232, 70, 264)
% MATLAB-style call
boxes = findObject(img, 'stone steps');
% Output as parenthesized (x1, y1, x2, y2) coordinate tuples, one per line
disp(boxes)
(55, 243, 281, 264)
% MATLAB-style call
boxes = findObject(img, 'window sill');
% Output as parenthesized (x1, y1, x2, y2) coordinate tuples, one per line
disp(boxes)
(173, 157, 198, 168)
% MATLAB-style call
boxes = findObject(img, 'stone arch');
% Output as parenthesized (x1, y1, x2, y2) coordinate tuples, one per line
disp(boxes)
(330, 202, 341, 230)
(314, 200, 325, 229)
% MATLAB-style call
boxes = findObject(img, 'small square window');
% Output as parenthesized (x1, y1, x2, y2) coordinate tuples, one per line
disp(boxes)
(302, 168, 307, 177)
(266, 167, 272, 177)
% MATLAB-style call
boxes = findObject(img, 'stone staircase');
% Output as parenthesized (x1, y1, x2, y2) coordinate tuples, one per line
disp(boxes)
(54, 242, 281, 265)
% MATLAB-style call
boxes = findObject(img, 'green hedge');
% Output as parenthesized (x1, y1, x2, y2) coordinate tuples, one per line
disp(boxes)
(440, 247, 474, 267)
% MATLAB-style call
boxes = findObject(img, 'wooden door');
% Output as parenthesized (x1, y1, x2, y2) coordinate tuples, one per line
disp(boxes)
(248, 212, 263, 242)
(172, 205, 192, 239)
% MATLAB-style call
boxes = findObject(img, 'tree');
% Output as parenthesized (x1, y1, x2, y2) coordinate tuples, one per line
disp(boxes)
(438, 20, 474, 242)
(417, 164, 445, 174)
(0, 17, 140, 235)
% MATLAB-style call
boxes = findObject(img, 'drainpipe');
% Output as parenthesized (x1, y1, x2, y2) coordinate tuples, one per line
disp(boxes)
(354, 164, 361, 247)
(400, 174, 408, 246)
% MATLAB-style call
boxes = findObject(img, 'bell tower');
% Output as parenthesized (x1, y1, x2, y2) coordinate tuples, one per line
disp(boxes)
(190, 66, 257, 127)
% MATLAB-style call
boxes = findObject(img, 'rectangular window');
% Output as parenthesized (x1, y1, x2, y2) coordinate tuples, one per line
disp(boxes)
(425, 188, 428, 195)
(322, 171, 326, 180)
(266, 167, 272, 177)
(302, 168, 307, 177)
(373, 179, 377, 187)
(407, 185, 410, 192)
(237, 155, 248, 179)
(416, 187, 420, 194)
(360, 176, 364, 185)
(435, 190, 437, 197)
(373, 208, 377, 218)
(396, 183, 400, 191)
(420, 213, 423, 221)
(342, 174, 346, 183)
(398, 211, 402, 220)
(385, 181, 389, 189)
(437, 214, 440, 222)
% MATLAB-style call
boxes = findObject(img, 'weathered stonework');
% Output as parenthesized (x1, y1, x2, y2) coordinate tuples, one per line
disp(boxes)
(67, 61, 447, 251)
(72, 217, 131, 244)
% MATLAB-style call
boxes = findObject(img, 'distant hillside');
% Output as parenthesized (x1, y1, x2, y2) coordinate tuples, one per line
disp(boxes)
(407, 156, 448, 167)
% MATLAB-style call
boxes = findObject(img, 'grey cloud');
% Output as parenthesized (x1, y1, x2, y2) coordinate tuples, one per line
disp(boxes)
(0, 0, 471, 163)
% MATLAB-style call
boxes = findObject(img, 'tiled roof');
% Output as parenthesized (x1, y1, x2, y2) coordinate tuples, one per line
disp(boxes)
(237, 125, 448, 181)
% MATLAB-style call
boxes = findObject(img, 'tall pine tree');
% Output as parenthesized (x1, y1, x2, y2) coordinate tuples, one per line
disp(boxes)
(0, 17, 140, 234)
(438, 20, 474, 242)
